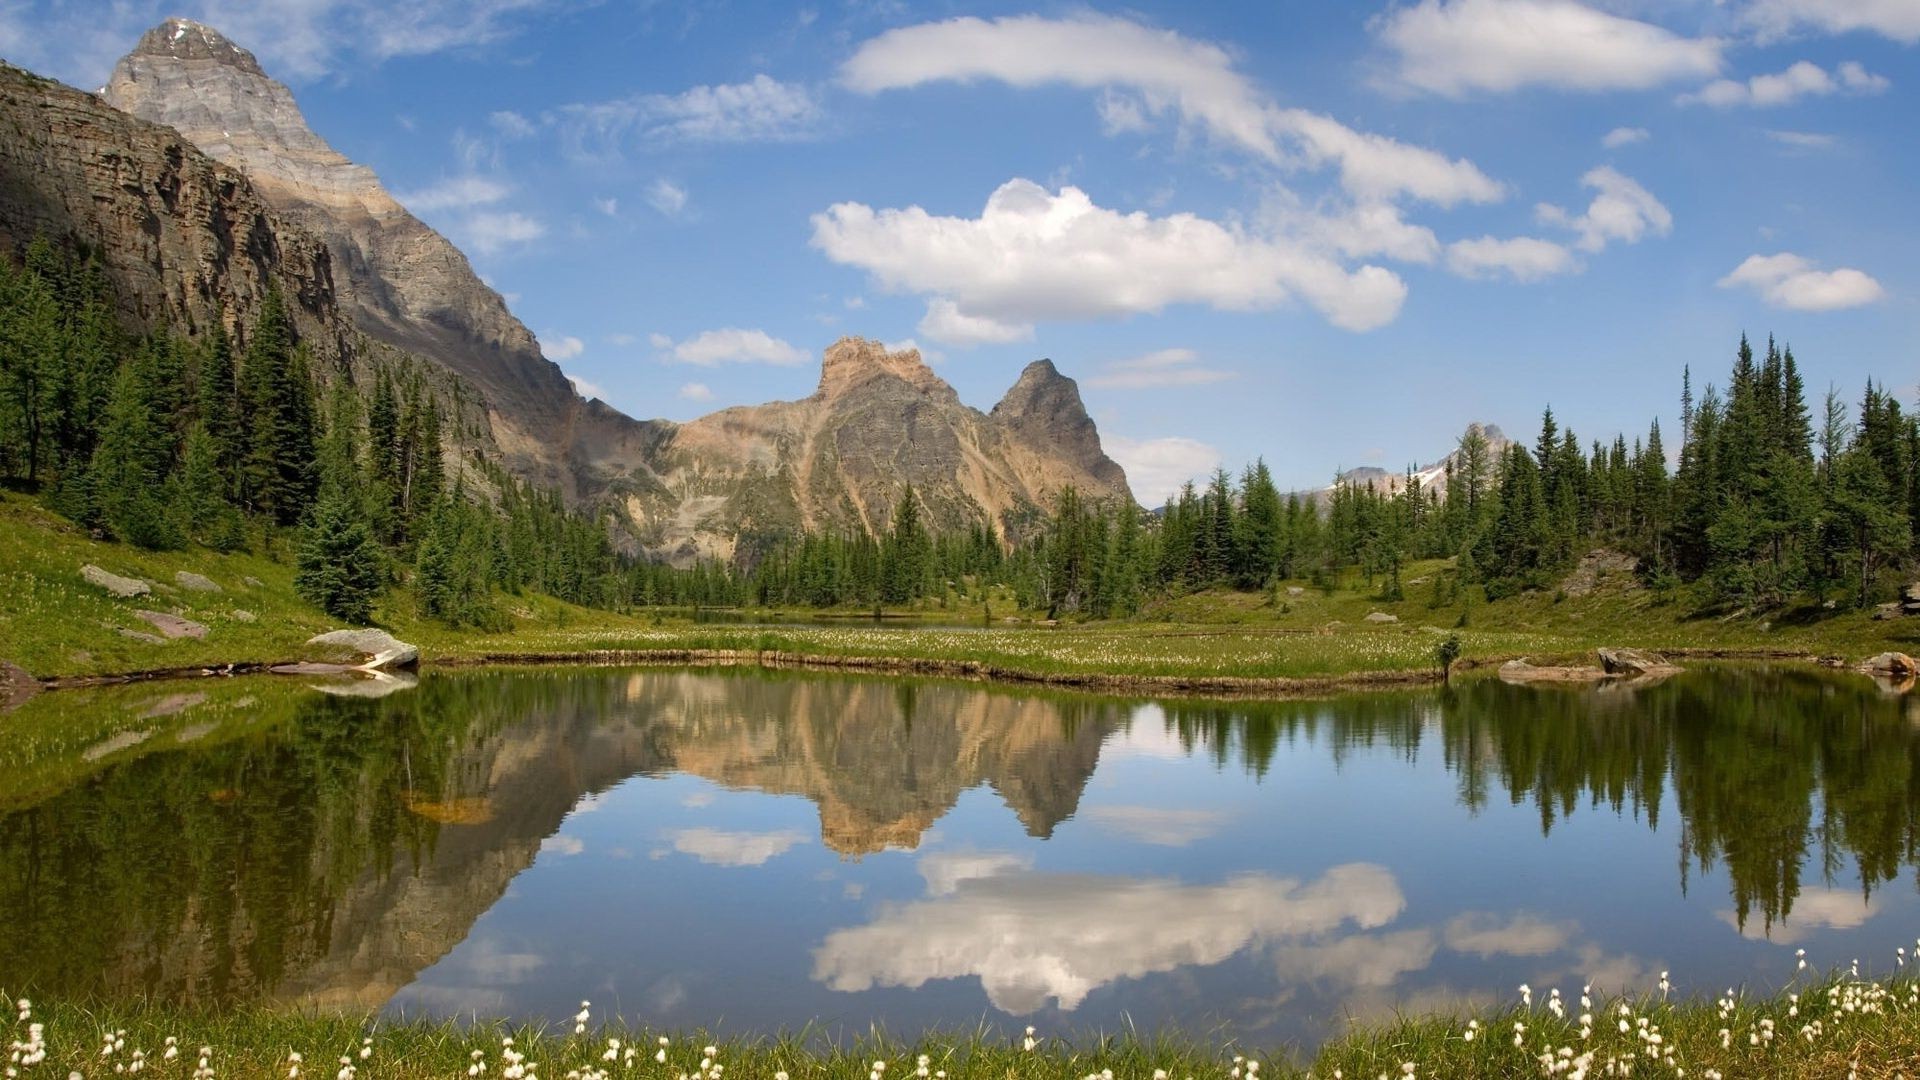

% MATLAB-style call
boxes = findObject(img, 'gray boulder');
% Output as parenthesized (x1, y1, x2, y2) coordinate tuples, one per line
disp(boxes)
(82, 564, 151, 598)
(305, 628, 419, 670)
(1861, 652, 1917, 678)
(1597, 647, 1680, 677)
(1364, 611, 1399, 624)
(174, 571, 222, 592)
(135, 610, 209, 640)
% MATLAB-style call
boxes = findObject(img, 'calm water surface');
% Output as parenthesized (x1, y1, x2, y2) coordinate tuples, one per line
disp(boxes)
(2, 665, 1917, 1049)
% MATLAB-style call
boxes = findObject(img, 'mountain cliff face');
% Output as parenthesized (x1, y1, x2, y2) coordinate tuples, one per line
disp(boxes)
(100, 19, 626, 494)
(2, 23, 1134, 560)
(637, 339, 1133, 561)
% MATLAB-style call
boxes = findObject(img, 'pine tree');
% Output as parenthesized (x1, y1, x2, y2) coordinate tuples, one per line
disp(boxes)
(295, 488, 382, 623)
(89, 355, 180, 549)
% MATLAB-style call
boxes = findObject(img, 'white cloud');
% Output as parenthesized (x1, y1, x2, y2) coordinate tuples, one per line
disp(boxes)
(1601, 126, 1649, 149)
(1766, 129, 1839, 150)
(919, 851, 1035, 896)
(812, 861, 1405, 1013)
(593, 196, 619, 217)
(541, 334, 584, 361)
(1718, 253, 1885, 311)
(668, 827, 807, 867)
(1082, 805, 1230, 846)
(812, 179, 1410, 337)
(395, 175, 510, 213)
(555, 75, 820, 158)
(678, 382, 715, 402)
(1373, 0, 1723, 96)
(1443, 912, 1576, 957)
(657, 329, 808, 366)
(1680, 59, 1889, 107)
(1536, 166, 1671, 253)
(880, 338, 947, 365)
(1717, 885, 1883, 944)
(1445, 235, 1578, 282)
(1747, 0, 1920, 44)
(917, 299, 1034, 346)
(646, 179, 689, 217)
(489, 109, 537, 139)
(1085, 348, 1234, 390)
(462, 210, 545, 255)
(566, 374, 606, 401)
(539, 834, 585, 857)
(839, 13, 1502, 207)
(1269, 198, 1442, 265)
(1103, 434, 1223, 507)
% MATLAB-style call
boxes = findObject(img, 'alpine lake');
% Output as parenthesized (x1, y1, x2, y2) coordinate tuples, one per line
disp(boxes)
(3, 661, 1918, 1054)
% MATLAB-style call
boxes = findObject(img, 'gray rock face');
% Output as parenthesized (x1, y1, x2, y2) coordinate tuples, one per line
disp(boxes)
(81, 565, 151, 598)
(102, 20, 589, 490)
(1862, 652, 1917, 678)
(175, 571, 222, 592)
(134, 610, 210, 640)
(306, 628, 419, 670)
(1596, 647, 1679, 678)
(630, 339, 1136, 562)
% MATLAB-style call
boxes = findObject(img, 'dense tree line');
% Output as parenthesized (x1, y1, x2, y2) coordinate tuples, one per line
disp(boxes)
(0, 239, 629, 624)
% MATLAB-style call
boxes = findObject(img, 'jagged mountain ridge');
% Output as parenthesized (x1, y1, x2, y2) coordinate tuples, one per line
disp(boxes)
(0, 24, 1133, 560)
(1308, 422, 1515, 503)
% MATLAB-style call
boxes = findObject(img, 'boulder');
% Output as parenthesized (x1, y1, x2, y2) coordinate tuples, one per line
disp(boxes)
(174, 571, 221, 592)
(305, 628, 419, 670)
(229, 609, 257, 622)
(1861, 652, 1917, 678)
(1286, 586, 1305, 597)
(1498, 659, 1608, 684)
(1364, 611, 1399, 624)
(82, 564, 151, 598)
(135, 610, 209, 640)
(1597, 647, 1680, 677)
(1875, 602, 1905, 621)
(117, 629, 165, 645)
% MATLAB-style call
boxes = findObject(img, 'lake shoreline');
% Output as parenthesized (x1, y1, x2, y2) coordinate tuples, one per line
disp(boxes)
(12, 639, 1826, 700)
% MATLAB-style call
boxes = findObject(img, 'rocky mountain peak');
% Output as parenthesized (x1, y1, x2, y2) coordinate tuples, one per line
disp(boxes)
(124, 19, 265, 76)
(816, 336, 951, 400)
(990, 358, 1131, 503)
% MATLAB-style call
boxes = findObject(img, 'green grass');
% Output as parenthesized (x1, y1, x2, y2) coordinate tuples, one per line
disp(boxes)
(3, 491, 1915, 687)
(8, 968, 1920, 1078)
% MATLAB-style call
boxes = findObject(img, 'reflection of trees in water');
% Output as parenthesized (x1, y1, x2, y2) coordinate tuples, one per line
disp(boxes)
(1158, 668, 1919, 932)
(0, 670, 1123, 1005)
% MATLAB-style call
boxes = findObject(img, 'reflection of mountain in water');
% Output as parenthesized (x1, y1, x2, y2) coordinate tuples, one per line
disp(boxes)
(0, 669, 1122, 1010)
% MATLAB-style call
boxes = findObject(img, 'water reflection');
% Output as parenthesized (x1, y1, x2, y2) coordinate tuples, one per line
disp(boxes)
(0, 664, 1915, 1048)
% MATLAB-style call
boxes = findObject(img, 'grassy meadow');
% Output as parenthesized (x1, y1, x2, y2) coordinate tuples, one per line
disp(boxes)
(3, 490, 1916, 688)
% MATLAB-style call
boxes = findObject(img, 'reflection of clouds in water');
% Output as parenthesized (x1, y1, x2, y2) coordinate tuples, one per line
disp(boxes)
(1083, 805, 1230, 846)
(571, 792, 608, 815)
(1444, 912, 1576, 958)
(919, 850, 1034, 896)
(669, 827, 808, 867)
(682, 790, 716, 808)
(813, 860, 1404, 1013)
(1102, 706, 1191, 761)
(1272, 929, 1437, 988)
(1717, 886, 1882, 945)
(540, 834, 585, 857)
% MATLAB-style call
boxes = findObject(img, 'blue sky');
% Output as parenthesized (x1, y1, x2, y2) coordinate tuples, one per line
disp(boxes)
(3, 0, 1916, 501)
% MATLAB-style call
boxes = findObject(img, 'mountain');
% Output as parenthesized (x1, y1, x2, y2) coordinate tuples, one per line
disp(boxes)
(0, 20, 1131, 560)
(631, 339, 1132, 561)
(1314, 422, 1514, 502)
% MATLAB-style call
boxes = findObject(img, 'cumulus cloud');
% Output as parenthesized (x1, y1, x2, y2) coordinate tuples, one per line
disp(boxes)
(1746, 0, 1920, 44)
(554, 75, 820, 159)
(462, 210, 545, 255)
(656, 329, 808, 366)
(1601, 126, 1649, 149)
(917, 299, 1034, 346)
(1103, 434, 1224, 508)
(839, 13, 1501, 206)
(1269, 199, 1442, 265)
(1680, 59, 1889, 107)
(1717, 253, 1885, 311)
(1718, 885, 1883, 943)
(668, 827, 808, 867)
(1084, 349, 1234, 390)
(812, 180, 1410, 337)
(395, 175, 511, 213)
(565, 374, 606, 401)
(539, 834, 585, 857)
(1445, 235, 1578, 282)
(1372, 0, 1723, 96)
(678, 382, 715, 402)
(541, 334, 585, 361)
(1082, 805, 1231, 846)
(646, 179, 689, 217)
(1443, 912, 1577, 957)
(1536, 166, 1671, 253)
(812, 861, 1405, 1013)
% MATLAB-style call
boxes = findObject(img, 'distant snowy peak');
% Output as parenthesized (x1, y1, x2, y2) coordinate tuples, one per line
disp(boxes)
(1327, 422, 1514, 499)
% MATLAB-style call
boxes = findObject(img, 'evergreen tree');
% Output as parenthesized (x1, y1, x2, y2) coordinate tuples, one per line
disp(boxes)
(295, 488, 382, 623)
